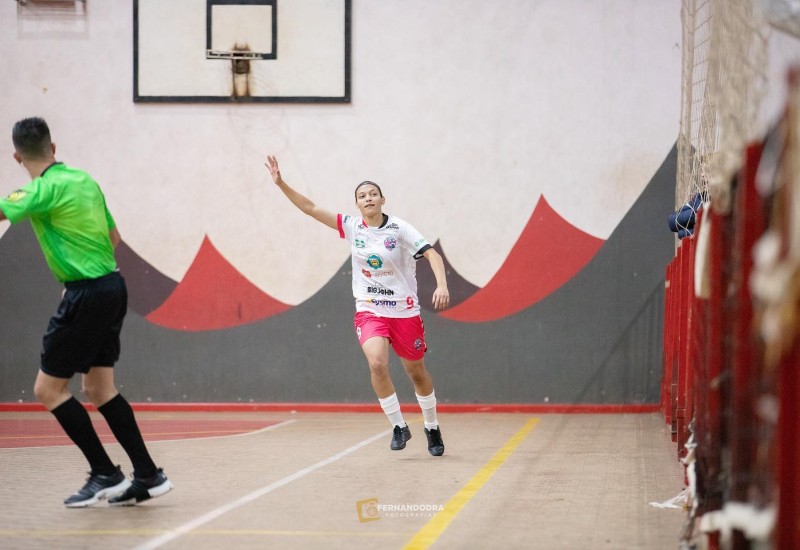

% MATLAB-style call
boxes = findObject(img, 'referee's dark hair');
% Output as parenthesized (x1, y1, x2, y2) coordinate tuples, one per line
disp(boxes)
(12, 117, 52, 159)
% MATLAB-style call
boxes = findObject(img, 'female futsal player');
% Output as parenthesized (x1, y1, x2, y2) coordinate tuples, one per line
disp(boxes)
(266, 155, 448, 456)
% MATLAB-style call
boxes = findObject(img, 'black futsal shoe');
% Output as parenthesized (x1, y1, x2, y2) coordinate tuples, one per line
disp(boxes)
(424, 427, 445, 456)
(64, 466, 131, 508)
(391, 424, 412, 450)
(109, 468, 173, 506)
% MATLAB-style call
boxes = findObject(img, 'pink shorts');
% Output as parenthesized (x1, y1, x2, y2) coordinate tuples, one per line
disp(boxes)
(354, 312, 427, 360)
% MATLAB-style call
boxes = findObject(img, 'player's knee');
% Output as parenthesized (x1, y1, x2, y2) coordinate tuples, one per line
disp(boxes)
(402, 359, 424, 373)
(367, 358, 390, 377)
(81, 382, 107, 405)
(34, 379, 63, 407)
(32, 380, 50, 403)
(403, 362, 427, 382)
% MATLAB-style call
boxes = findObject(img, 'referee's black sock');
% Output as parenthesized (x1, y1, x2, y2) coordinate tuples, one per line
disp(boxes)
(98, 393, 157, 479)
(51, 397, 117, 476)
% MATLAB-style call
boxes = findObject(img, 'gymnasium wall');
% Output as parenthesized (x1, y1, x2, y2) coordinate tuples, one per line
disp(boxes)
(0, 1, 681, 405)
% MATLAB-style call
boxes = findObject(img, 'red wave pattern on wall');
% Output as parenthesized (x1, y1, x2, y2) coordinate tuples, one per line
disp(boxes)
(146, 236, 291, 331)
(439, 195, 604, 323)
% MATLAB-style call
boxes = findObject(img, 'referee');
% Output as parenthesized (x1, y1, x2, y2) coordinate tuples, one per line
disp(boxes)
(0, 117, 172, 507)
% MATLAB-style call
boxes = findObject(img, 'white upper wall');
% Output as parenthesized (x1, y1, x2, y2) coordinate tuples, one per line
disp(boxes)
(0, 1, 687, 302)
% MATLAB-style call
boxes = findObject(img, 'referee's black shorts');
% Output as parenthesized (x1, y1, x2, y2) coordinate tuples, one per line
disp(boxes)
(40, 271, 127, 379)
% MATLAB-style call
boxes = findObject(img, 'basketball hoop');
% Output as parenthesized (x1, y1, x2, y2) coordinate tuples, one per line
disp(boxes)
(206, 50, 267, 61)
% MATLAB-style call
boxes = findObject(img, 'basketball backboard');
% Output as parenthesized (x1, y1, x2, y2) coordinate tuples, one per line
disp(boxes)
(134, 0, 351, 103)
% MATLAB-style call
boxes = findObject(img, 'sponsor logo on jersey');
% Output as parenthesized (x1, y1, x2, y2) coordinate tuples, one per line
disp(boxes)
(366, 254, 383, 270)
(414, 239, 426, 248)
(371, 270, 395, 278)
(386, 223, 399, 230)
(361, 269, 372, 278)
(5, 189, 27, 202)
(367, 286, 395, 296)
(384, 237, 397, 250)
(370, 299, 397, 307)
(355, 238, 366, 248)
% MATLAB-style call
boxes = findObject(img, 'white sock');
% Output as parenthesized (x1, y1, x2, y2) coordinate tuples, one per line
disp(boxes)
(416, 391, 439, 430)
(378, 393, 406, 428)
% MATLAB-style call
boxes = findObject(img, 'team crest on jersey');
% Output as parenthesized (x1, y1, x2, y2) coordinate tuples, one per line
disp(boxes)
(414, 338, 424, 350)
(384, 237, 397, 250)
(366, 254, 383, 270)
(5, 189, 26, 202)
(355, 239, 366, 248)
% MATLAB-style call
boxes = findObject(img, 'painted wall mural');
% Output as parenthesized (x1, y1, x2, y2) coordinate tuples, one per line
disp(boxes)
(120, 194, 604, 330)
(0, 1, 684, 404)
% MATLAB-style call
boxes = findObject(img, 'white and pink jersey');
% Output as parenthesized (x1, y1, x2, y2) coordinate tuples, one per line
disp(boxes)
(338, 213, 432, 318)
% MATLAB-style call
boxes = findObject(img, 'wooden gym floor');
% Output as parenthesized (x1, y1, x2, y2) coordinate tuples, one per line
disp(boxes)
(0, 411, 686, 549)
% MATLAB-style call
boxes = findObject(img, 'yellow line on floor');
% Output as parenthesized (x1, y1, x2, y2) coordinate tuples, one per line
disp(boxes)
(186, 529, 405, 538)
(403, 417, 539, 550)
(0, 529, 405, 538)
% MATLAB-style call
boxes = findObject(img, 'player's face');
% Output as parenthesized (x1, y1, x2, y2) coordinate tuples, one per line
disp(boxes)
(355, 185, 384, 216)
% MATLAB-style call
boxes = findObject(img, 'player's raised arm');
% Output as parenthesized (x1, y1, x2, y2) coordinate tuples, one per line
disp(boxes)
(265, 155, 337, 230)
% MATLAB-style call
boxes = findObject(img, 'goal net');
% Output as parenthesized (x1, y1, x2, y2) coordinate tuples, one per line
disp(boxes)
(676, 0, 770, 211)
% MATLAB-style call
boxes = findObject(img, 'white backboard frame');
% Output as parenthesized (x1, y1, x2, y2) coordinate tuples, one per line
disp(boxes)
(133, 0, 351, 103)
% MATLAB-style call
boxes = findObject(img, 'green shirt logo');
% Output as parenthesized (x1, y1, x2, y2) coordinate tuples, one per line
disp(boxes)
(5, 190, 26, 202)
(366, 254, 383, 270)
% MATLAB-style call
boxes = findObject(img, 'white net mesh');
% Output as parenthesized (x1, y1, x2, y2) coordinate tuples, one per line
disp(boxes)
(677, 0, 770, 212)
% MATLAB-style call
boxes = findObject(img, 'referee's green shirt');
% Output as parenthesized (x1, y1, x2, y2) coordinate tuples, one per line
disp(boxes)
(0, 163, 117, 283)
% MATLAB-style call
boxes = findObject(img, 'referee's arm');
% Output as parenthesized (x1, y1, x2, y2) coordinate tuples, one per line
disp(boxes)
(109, 227, 121, 248)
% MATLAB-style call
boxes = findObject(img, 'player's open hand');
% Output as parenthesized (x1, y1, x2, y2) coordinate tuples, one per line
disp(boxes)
(432, 287, 450, 311)
(265, 155, 281, 184)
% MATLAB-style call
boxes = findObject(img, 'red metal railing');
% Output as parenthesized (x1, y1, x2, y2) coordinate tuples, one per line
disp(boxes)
(662, 135, 798, 547)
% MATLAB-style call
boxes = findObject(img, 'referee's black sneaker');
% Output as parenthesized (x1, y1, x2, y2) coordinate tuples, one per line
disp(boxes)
(64, 466, 131, 508)
(390, 424, 411, 450)
(109, 468, 173, 506)
(424, 427, 445, 456)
